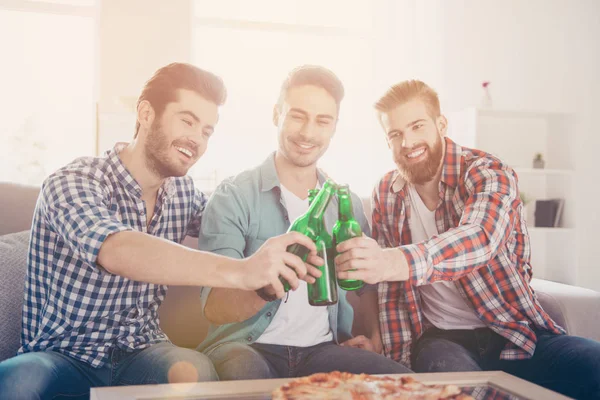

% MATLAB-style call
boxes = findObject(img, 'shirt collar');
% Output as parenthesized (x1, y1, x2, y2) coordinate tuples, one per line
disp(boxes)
(106, 142, 176, 199)
(259, 152, 328, 192)
(390, 137, 462, 194)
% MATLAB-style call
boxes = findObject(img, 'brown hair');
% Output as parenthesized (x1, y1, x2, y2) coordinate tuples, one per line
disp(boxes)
(134, 63, 227, 137)
(277, 65, 344, 111)
(374, 80, 440, 119)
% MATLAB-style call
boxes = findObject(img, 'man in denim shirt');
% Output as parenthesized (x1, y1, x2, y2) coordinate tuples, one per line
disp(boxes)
(197, 65, 410, 380)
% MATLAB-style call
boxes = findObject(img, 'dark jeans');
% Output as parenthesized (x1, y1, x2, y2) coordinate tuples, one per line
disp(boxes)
(206, 340, 411, 380)
(0, 342, 218, 400)
(412, 327, 600, 399)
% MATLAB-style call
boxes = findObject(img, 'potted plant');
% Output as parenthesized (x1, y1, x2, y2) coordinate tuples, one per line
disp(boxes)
(533, 153, 545, 169)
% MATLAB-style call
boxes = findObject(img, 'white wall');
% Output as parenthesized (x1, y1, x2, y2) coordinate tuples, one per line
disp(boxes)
(95, 0, 600, 289)
(98, 0, 192, 152)
(414, 0, 600, 290)
(571, 1, 600, 291)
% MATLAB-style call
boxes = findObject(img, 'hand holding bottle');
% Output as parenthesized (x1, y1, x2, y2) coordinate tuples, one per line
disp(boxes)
(335, 236, 410, 284)
(239, 231, 323, 298)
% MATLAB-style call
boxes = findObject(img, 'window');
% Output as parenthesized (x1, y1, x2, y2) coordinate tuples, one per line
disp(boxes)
(0, 1, 96, 186)
(192, 0, 397, 196)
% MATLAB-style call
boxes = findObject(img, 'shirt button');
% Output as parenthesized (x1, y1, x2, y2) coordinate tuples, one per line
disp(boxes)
(267, 312, 272, 317)
(246, 336, 252, 342)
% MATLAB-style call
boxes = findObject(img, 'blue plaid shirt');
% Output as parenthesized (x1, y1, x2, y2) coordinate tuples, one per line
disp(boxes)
(19, 143, 207, 368)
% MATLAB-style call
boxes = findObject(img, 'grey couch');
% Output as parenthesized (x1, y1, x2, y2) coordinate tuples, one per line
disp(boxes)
(1, 181, 599, 364)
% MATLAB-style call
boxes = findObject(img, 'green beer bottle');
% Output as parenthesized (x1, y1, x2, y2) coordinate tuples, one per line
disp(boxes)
(332, 184, 365, 291)
(308, 238, 338, 306)
(282, 180, 336, 293)
(306, 188, 338, 306)
(307, 188, 319, 205)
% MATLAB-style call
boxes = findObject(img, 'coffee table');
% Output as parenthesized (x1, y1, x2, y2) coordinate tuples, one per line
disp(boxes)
(90, 371, 572, 399)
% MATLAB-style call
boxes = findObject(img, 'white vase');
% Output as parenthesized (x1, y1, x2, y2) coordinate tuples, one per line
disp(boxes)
(480, 87, 492, 108)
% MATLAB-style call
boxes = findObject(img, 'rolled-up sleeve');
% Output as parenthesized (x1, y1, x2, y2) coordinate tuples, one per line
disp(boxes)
(41, 173, 132, 271)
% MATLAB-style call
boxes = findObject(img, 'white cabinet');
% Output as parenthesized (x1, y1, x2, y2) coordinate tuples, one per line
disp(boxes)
(446, 107, 576, 284)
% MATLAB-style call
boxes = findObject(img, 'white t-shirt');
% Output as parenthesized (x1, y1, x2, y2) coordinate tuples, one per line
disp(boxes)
(254, 184, 333, 346)
(407, 185, 486, 330)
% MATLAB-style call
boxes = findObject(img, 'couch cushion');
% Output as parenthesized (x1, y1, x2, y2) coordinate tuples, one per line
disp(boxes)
(0, 230, 30, 362)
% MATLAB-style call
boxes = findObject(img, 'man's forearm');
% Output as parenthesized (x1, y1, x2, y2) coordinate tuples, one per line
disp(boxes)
(98, 231, 242, 288)
(204, 288, 267, 325)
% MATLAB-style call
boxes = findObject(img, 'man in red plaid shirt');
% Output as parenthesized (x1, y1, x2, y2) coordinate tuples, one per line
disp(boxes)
(335, 80, 600, 399)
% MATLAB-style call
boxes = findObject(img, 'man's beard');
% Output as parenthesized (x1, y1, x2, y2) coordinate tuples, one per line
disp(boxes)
(395, 134, 444, 185)
(144, 121, 186, 179)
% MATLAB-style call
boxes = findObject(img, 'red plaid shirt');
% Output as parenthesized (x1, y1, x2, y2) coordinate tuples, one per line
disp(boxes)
(372, 137, 565, 368)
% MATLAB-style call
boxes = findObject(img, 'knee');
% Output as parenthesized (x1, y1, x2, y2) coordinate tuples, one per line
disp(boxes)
(383, 359, 413, 374)
(0, 356, 56, 399)
(166, 352, 218, 383)
(557, 337, 600, 398)
(191, 353, 219, 382)
(577, 344, 600, 398)
(413, 340, 480, 373)
(341, 349, 413, 375)
(414, 356, 472, 373)
(209, 343, 273, 381)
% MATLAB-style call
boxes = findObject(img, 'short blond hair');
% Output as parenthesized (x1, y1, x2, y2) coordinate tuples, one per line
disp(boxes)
(277, 65, 344, 110)
(374, 80, 440, 119)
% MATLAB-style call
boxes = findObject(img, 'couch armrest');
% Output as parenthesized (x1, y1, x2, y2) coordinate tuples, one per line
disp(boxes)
(531, 278, 600, 342)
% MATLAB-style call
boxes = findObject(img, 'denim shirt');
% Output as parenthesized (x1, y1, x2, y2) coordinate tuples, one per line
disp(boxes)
(196, 153, 371, 354)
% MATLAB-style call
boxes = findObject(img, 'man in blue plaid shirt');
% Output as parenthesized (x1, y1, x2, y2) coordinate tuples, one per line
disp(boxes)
(0, 63, 321, 399)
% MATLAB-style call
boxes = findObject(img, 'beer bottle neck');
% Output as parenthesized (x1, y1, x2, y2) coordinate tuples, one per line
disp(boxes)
(307, 189, 319, 206)
(338, 192, 354, 221)
(307, 182, 335, 223)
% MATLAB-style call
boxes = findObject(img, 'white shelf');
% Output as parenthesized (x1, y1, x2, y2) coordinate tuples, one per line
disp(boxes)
(514, 168, 574, 176)
(528, 227, 574, 233)
(472, 108, 571, 119)
(447, 106, 577, 285)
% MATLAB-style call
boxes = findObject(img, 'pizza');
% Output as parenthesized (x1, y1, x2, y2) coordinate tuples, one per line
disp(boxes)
(272, 371, 474, 400)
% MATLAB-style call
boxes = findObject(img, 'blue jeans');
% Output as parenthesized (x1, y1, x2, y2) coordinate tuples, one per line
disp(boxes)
(206, 340, 411, 380)
(412, 327, 600, 399)
(0, 342, 218, 400)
